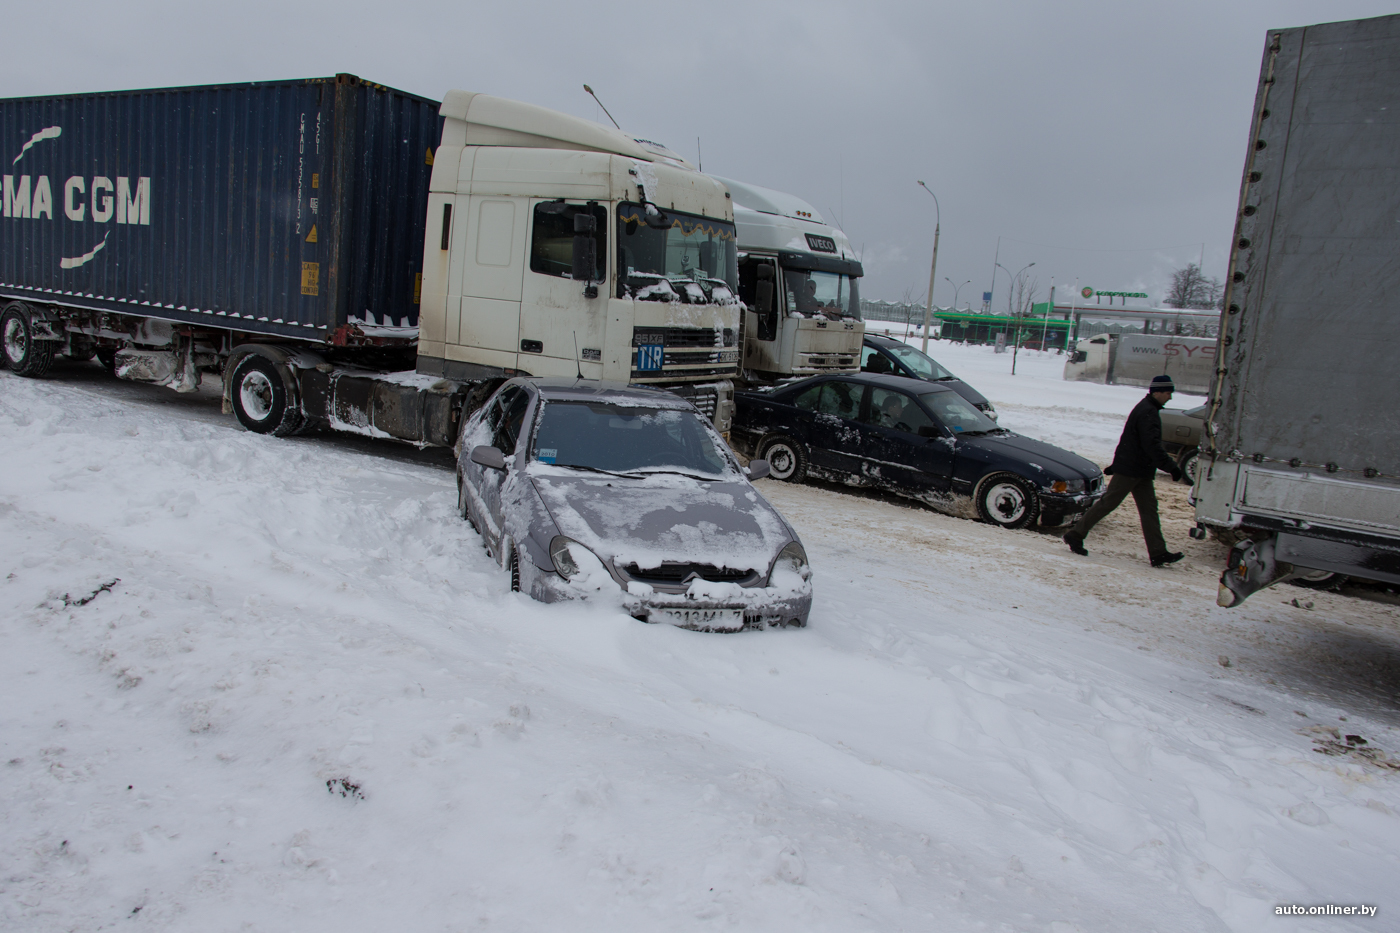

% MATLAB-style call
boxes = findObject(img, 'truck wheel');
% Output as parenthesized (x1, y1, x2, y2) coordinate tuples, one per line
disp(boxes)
(66, 335, 97, 362)
(976, 472, 1040, 529)
(759, 436, 808, 483)
(1290, 568, 1346, 591)
(1, 304, 56, 377)
(1178, 448, 1199, 484)
(229, 354, 302, 436)
(95, 347, 118, 373)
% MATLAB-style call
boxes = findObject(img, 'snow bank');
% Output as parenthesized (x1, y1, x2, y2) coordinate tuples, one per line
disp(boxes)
(2, 364, 1398, 932)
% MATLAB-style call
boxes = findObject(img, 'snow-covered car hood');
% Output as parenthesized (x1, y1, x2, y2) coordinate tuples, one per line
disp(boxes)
(527, 467, 794, 573)
(962, 432, 1102, 480)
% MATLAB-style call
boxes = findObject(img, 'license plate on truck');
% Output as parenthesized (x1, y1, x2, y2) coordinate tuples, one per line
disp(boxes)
(656, 608, 743, 628)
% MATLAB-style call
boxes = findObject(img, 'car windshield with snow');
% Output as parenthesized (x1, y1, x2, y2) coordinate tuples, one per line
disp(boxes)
(731, 372, 1105, 529)
(454, 379, 811, 631)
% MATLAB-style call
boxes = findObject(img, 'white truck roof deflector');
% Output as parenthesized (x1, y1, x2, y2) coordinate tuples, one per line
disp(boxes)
(712, 176, 826, 224)
(440, 91, 654, 161)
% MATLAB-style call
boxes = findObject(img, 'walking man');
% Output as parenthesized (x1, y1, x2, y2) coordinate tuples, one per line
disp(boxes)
(1064, 374, 1184, 566)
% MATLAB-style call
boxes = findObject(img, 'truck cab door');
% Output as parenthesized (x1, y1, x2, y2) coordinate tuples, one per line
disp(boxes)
(449, 195, 527, 372)
(518, 200, 608, 377)
(737, 255, 780, 372)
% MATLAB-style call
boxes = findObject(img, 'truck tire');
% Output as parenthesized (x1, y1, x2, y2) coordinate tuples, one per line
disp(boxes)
(229, 354, 302, 436)
(1, 303, 56, 377)
(976, 472, 1040, 529)
(66, 335, 97, 362)
(759, 436, 808, 483)
(1290, 568, 1346, 591)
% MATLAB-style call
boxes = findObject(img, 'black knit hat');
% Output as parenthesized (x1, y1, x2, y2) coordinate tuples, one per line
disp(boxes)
(1150, 375, 1175, 392)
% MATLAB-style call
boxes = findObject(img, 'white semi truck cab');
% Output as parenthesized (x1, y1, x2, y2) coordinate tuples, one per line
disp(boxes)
(417, 92, 741, 429)
(711, 177, 863, 383)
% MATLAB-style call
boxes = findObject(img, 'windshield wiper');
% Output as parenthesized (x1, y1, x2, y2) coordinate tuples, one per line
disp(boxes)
(550, 463, 638, 478)
(630, 467, 722, 482)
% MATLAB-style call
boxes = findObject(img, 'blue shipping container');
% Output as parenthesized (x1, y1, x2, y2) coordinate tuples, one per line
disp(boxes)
(0, 75, 442, 342)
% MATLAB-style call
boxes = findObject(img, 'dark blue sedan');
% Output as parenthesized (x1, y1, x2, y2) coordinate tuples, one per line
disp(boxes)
(732, 372, 1105, 529)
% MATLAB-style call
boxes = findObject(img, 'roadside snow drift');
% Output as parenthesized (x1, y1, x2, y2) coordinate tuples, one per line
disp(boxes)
(3, 350, 1399, 932)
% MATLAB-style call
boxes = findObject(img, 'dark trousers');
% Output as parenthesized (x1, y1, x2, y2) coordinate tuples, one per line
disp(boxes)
(1070, 473, 1166, 559)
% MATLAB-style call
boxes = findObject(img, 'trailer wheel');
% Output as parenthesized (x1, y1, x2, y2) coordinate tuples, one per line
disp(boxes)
(1289, 568, 1346, 591)
(95, 347, 117, 374)
(759, 436, 808, 483)
(66, 335, 97, 362)
(1, 304, 56, 378)
(230, 354, 302, 436)
(975, 472, 1040, 529)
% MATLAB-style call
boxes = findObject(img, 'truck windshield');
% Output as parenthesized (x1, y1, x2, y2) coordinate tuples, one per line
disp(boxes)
(531, 402, 734, 477)
(783, 268, 861, 320)
(617, 203, 739, 304)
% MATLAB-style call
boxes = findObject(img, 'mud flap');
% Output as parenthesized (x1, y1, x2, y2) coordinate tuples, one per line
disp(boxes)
(1217, 533, 1297, 607)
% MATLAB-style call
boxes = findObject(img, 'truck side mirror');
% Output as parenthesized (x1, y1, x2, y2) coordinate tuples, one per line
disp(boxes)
(917, 425, 942, 439)
(572, 212, 598, 299)
(754, 264, 774, 315)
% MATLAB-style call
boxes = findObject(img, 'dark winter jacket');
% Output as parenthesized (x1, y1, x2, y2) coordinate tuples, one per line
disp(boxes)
(1108, 394, 1178, 478)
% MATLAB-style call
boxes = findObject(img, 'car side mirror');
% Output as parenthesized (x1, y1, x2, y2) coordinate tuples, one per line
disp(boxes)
(745, 458, 771, 481)
(470, 445, 508, 471)
(572, 211, 598, 299)
(917, 425, 942, 439)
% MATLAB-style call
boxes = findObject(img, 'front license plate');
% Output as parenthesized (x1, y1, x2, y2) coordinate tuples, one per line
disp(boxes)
(657, 608, 743, 628)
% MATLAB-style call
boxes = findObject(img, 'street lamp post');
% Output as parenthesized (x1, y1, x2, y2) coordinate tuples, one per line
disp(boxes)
(946, 277, 970, 311)
(917, 181, 940, 353)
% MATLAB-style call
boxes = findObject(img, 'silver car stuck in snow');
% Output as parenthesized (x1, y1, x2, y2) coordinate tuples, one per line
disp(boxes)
(454, 378, 813, 631)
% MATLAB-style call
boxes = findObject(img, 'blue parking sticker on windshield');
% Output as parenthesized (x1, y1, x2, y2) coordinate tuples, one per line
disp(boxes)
(537, 448, 557, 464)
(637, 344, 664, 372)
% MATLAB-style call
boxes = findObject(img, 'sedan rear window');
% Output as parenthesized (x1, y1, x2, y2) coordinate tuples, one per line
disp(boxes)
(531, 402, 733, 476)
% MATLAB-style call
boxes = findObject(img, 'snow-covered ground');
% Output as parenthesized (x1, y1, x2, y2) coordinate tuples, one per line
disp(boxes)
(3, 352, 1398, 932)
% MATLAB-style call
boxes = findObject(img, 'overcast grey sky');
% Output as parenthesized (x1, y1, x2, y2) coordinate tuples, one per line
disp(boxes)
(4, 1, 1393, 306)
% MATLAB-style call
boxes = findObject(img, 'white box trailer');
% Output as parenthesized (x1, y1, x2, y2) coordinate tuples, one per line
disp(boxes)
(1196, 15, 1400, 605)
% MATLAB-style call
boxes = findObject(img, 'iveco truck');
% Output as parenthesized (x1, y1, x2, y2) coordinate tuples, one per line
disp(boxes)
(0, 76, 740, 442)
(711, 177, 863, 384)
(1195, 15, 1400, 606)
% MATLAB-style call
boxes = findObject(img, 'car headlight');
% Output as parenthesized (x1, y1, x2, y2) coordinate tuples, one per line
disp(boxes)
(1049, 479, 1085, 494)
(768, 540, 811, 585)
(548, 536, 610, 585)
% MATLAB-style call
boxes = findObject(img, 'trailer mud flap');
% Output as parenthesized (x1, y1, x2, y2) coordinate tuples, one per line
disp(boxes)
(1217, 533, 1297, 607)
